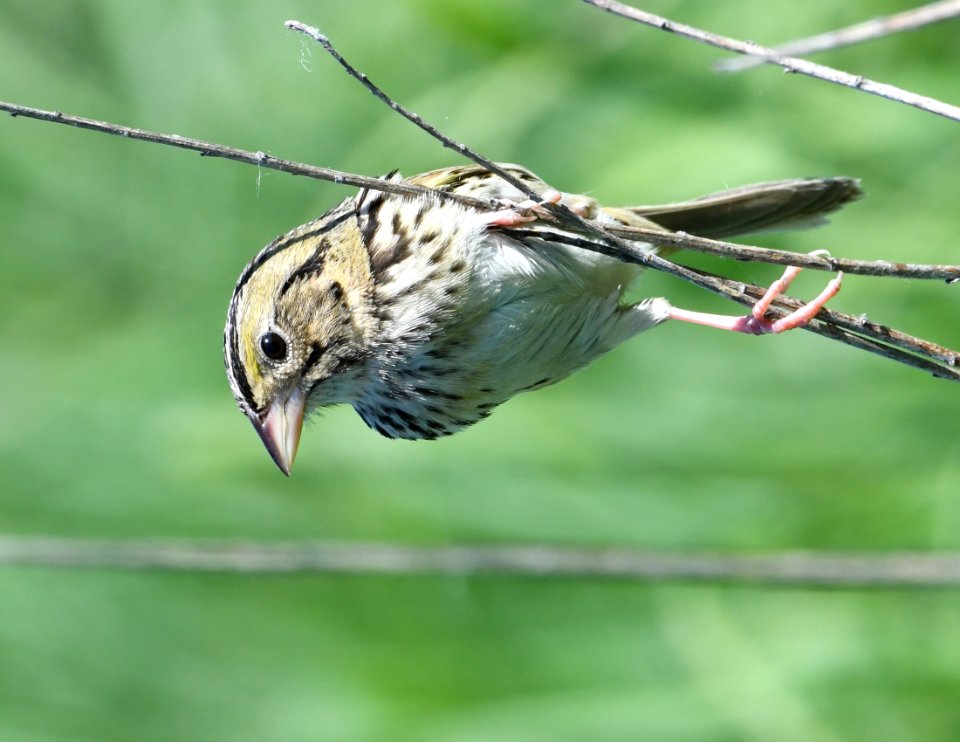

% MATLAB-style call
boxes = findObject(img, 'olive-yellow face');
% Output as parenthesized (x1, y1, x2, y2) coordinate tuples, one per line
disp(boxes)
(224, 203, 374, 474)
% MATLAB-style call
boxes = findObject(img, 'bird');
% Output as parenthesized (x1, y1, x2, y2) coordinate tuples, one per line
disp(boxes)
(224, 164, 861, 474)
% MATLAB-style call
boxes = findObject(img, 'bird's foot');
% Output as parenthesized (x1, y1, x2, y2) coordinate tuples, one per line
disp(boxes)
(669, 254, 843, 335)
(483, 189, 563, 227)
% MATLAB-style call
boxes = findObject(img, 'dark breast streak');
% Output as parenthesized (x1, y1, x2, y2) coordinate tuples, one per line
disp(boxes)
(353, 181, 500, 439)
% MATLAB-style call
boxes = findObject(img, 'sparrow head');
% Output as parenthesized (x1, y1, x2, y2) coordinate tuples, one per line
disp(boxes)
(224, 205, 374, 474)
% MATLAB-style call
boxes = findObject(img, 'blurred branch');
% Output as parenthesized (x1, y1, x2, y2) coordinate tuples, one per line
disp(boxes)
(4, 537, 960, 588)
(582, 0, 960, 124)
(718, 0, 960, 72)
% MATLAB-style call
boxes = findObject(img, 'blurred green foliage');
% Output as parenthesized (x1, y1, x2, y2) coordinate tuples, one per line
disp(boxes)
(2, 1, 960, 739)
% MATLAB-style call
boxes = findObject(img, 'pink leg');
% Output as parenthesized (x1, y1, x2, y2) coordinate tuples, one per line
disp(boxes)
(483, 189, 563, 227)
(669, 264, 843, 335)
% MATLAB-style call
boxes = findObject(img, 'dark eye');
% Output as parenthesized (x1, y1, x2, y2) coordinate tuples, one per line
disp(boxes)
(259, 332, 288, 361)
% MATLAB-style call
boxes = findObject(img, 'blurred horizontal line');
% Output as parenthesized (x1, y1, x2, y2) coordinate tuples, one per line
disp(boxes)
(2, 537, 960, 589)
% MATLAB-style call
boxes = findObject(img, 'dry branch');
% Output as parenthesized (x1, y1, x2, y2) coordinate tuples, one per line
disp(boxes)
(582, 0, 960, 124)
(0, 100, 490, 208)
(3, 537, 960, 588)
(605, 224, 960, 281)
(285, 21, 960, 380)
(3, 18, 959, 380)
(718, 0, 960, 72)
(5, 96, 957, 284)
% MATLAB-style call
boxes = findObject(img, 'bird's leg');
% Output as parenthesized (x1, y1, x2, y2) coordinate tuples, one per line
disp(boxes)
(668, 259, 843, 335)
(483, 189, 564, 227)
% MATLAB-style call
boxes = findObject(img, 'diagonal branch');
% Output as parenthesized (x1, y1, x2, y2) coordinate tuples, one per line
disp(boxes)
(285, 21, 960, 381)
(9, 92, 960, 288)
(0, 100, 493, 209)
(284, 21, 556, 205)
(718, 0, 960, 72)
(4, 98, 957, 282)
(604, 223, 960, 281)
(513, 229, 960, 379)
(3, 95, 958, 379)
(4, 25, 960, 381)
(582, 0, 960, 124)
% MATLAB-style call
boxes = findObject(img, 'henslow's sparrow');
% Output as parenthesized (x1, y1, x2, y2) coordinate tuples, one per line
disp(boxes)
(224, 164, 860, 473)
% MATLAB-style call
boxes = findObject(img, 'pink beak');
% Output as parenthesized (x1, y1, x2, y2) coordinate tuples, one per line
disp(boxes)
(252, 386, 306, 475)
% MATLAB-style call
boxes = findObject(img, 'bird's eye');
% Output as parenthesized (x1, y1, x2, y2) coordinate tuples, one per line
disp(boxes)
(259, 332, 288, 361)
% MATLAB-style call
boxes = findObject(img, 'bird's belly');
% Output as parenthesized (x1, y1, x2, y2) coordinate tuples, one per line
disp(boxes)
(355, 220, 651, 440)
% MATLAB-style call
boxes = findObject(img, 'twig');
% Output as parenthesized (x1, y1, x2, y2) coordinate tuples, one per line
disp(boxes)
(3, 96, 958, 379)
(6, 95, 957, 287)
(284, 21, 555, 204)
(287, 21, 960, 381)
(718, 0, 960, 72)
(7, 96, 957, 285)
(4, 537, 960, 588)
(582, 0, 960, 124)
(4, 98, 958, 283)
(520, 230, 960, 379)
(742, 282, 960, 373)
(0, 100, 491, 210)
(4, 33, 960, 378)
(605, 223, 960, 281)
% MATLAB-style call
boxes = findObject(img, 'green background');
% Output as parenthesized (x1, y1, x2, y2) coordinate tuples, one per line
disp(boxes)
(2, 1, 960, 739)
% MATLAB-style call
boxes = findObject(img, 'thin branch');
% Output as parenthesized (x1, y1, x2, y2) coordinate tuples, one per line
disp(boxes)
(7, 95, 956, 288)
(0, 100, 492, 210)
(4, 98, 958, 283)
(582, 0, 960, 124)
(743, 282, 960, 374)
(605, 224, 960, 281)
(525, 230, 960, 379)
(286, 21, 960, 381)
(3, 95, 958, 379)
(284, 21, 554, 204)
(718, 0, 960, 72)
(5, 27, 960, 378)
(4, 537, 960, 588)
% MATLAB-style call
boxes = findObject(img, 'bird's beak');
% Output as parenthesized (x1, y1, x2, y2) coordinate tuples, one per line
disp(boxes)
(252, 386, 306, 476)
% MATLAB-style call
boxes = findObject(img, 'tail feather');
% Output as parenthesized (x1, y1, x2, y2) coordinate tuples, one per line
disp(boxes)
(607, 177, 863, 240)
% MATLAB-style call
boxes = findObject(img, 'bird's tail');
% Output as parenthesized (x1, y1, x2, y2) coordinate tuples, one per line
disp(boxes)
(605, 177, 863, 240)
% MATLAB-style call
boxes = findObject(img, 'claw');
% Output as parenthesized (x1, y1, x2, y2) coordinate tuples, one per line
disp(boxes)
(483, 189, 563, 227)
(668, 259, 843, 335)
